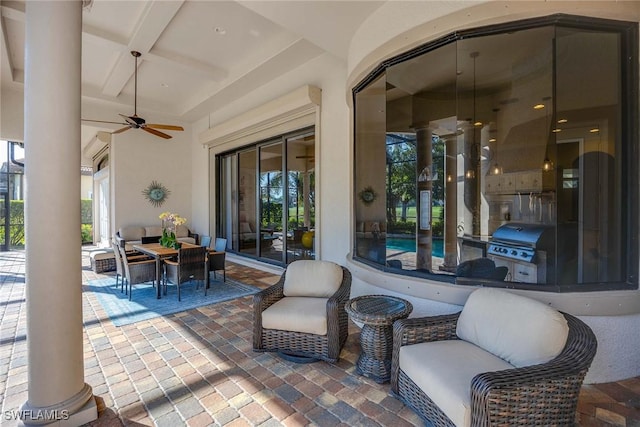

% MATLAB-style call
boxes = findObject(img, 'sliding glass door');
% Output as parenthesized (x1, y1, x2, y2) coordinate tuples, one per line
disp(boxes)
(217, 128, 315, 265)
(259, 142, 283, 262)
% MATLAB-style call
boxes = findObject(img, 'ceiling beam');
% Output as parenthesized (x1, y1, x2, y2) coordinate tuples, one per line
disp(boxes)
(0, 15, 15, 83)
(101, 0, 185, 97)
(0, 2, 25, 23)
(146, 48, 227, 82)
(181, 38, 324, 121)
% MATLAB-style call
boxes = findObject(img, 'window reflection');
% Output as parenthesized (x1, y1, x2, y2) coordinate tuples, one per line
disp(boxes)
(353, 16, 635, 291)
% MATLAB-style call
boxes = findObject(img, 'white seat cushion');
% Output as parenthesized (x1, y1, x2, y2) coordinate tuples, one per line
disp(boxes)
(399, 340, 514, 427)
(283, 260, 343, 297)
(261, 296, 329, 335)
(456, 288, 569, 368)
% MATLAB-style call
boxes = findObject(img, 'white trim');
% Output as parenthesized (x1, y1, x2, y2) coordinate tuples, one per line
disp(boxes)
(200, 85, 321, 152)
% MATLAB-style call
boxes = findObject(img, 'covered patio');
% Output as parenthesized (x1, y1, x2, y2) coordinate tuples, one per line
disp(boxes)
(0, 248, 637, 426)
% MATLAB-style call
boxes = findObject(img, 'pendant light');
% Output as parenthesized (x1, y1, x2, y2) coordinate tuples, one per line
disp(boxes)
(466, 51, 479, 180)
(490, 108, 502, 175)
(541, 96, 554, 171)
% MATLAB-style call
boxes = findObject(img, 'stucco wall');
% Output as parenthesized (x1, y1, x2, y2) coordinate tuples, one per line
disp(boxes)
(194, 53, 351, 265)
(111, 126, 194, 235)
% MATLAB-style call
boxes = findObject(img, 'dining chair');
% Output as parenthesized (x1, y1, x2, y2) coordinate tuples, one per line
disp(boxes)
(111, 239, 126, 293)
(200, 235, 212, 248)
(164, 246, 208, 301)
(209, 238, 227, 282)
(214, 237, 227, 252)
(118, 246, 156, 301)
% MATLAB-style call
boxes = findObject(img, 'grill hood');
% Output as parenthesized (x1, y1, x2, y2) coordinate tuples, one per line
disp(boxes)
(491, 222, 554, 248)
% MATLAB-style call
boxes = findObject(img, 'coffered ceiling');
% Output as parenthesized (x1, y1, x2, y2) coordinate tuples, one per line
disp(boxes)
(1, 0, 383, 137)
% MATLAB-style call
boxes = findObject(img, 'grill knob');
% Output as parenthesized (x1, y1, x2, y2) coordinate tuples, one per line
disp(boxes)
(511, 250, 517, 255)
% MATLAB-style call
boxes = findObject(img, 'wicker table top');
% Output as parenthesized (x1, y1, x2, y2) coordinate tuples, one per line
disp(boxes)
(346, 295, 413, 326)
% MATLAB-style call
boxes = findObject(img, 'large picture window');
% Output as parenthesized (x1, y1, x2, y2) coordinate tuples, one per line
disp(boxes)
(353, 15, 638, 291)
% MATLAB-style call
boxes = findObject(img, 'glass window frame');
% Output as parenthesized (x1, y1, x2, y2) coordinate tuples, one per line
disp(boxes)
(352, 14, 639, 292)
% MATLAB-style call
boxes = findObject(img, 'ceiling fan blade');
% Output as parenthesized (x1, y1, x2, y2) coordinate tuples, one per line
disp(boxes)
(146, 124, 184, 131)
(142, 127, 172, 139)
(82, 118, 128, 125)
(111, 126, 132, 134)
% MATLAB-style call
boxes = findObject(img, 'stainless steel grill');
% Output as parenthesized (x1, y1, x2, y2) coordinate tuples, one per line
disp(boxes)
(488, 223, 555, 284)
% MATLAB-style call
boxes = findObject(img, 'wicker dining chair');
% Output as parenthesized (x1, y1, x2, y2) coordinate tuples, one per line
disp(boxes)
(111, 239, 126, 293)
(391, 303, 597, 426)
(163, 246, 208, 301)
(118, 245, 156, 301)
(200, 235, 212, 248)
(209, 237, 227, 282)
(253, 260, 352, 363)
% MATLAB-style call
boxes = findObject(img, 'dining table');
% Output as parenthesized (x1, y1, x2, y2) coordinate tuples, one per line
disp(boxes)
(132, 242, 201, 299)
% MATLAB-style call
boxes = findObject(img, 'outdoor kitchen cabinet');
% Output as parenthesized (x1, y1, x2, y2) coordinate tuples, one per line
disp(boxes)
(490, 253, 548, 284)
(485, 170, 554, 194)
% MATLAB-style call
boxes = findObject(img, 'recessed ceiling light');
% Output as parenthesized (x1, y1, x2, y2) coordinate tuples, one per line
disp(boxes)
(590, 128, 600, 133)
(474, 121, 483, 127)
(533, 104, 545, 110)
(558, 118, 568, 124)
(552, 128, 562, 133)
(214, 27, 227, 35)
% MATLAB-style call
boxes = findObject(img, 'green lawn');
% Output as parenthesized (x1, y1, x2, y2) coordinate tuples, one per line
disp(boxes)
(395, 206, 442, 224)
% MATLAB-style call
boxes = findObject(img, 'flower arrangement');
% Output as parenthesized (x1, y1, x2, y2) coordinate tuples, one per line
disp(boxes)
(159, 211, 187, 249)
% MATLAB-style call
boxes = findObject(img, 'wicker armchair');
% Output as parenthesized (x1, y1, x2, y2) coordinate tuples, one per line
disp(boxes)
(391, 290, 597, 427)
(253, 260, 351, 363)
(164, 246, 207, 301)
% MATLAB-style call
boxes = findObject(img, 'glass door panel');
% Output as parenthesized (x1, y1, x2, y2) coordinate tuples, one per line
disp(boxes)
(219, 154, 237, 251)
(286, 133, 315, 262)
(259, 142, 283, 262)
(238, 149, 258, 256)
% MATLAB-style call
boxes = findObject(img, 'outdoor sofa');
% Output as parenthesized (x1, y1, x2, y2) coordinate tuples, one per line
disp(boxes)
(115, 225, 197, 251)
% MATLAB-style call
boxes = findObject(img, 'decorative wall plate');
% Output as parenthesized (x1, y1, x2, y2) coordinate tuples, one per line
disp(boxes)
(359, 186, 377, 205)
(142, 180, 170, 207)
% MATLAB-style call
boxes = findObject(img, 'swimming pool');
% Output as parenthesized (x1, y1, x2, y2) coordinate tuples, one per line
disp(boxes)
(386, 237, 444, 258)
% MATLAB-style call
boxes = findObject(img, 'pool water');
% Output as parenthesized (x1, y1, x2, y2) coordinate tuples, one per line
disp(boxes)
(387, 237, 444, 258)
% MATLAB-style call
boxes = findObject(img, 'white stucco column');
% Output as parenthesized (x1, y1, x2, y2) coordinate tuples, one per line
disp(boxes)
(22, 1, 97, 425)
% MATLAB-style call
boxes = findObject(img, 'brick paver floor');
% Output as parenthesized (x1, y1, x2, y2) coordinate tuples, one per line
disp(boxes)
(0, 247, 638, 426)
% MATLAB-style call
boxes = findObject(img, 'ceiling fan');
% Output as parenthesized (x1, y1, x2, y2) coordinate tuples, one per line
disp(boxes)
(82, 51, 184, 139)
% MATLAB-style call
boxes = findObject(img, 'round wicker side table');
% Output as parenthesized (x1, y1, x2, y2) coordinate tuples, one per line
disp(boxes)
(346, 295, 413, 383)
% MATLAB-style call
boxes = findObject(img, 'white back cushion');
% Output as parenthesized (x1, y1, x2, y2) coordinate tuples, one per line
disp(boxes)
(119, 226, 145, 241)
(283, 260, 343, 298)
(145, 226, 163, 237)
(456, 288, 569, 368)
(175, 224, 189, 238)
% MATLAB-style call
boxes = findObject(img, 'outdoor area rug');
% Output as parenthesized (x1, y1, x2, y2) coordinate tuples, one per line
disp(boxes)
(86, 276, 260, 326)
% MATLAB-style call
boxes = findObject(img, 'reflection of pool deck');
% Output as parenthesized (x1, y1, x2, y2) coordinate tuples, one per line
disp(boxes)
(386, 248, 446, 273)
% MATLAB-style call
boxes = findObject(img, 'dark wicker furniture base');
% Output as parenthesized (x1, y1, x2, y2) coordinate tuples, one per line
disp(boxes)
(90, 251, 116, 273)
(253, 265, 352, 364)
(346, 295, 412, 383)
(391, 311, 597, 426)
